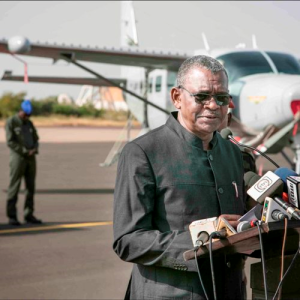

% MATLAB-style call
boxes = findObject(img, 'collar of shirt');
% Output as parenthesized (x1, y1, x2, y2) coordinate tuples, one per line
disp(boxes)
(15, 114, 29, 124)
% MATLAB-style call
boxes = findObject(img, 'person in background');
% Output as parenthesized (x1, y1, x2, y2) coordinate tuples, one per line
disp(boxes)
(218, 96, 257, 175)
(5, 100, 42, 225)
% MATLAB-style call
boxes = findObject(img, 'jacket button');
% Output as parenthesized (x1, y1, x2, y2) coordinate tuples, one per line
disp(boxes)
(218, 188, 224, 194)
(209, 154, 213, 161)
(227, 262, 231, 268)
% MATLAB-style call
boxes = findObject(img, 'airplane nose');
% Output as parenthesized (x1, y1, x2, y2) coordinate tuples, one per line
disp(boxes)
(282, 81, 300, 120)
(238, 74, 300, 130)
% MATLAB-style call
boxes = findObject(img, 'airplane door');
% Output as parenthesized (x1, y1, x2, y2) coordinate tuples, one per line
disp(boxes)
(147, 70, 169, 129)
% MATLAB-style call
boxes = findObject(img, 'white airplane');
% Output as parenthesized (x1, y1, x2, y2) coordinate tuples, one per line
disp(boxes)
(1, 2, 300, 171)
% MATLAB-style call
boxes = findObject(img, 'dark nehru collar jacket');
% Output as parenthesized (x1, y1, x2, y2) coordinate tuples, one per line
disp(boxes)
(113, 112, 245, 299)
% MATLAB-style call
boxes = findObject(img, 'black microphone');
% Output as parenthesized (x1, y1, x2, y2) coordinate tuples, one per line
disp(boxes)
(286, 175, 300, 209)
(195, 231, 210, 246)
(244, 171, 261, 190)
(194, 227, 227, 246)
(273, 196, 300, 220)
(220, 128, 280, 168)
(210, 228, 227, 239)
(272, 167, 300, 209)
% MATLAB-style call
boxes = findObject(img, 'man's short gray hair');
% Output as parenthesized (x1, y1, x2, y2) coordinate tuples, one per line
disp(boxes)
(176, 55, 227, 87)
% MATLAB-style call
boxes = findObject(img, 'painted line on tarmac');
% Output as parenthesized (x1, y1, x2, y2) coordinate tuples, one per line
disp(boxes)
(0, 221, 113, 234)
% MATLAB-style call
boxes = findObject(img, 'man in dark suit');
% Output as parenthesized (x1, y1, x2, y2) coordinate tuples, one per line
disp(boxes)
(113, 55, 245, 299)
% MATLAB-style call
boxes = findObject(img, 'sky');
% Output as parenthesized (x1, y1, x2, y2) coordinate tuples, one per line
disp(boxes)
(0, 1, 300, 100)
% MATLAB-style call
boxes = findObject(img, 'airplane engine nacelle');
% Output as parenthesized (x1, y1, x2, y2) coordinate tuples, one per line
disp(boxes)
(8, 36, 31, 54)
(234, 74, 300, 131)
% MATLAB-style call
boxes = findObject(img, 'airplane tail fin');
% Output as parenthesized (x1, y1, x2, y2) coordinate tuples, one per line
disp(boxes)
(121, 1, 139, 47)
(252, 34, 258, 49)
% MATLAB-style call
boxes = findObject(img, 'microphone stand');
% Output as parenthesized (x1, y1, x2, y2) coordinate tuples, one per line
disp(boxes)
(229, 135, 280, 168)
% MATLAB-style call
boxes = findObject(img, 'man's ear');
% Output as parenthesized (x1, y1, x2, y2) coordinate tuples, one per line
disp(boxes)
(171, 87, 181, 109)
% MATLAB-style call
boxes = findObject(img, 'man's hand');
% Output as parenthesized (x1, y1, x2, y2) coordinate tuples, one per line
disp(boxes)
(219, 214, 242, 229)
(28, 149, 37, 156)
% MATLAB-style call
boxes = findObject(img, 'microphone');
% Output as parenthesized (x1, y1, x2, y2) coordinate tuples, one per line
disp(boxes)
(220, 128, 280, 168)
(244, 171, 261, 190)
(271, 210, 288, 221)
(273, 196, 300, 221)
(195, 228, 227, 247)
(274, 168, 298, 193)
(271, 167, 300, 208)
(189, 216, 236, 247)
(189, 217, 218, 247)
(261, 197, 290, 223)
(210, 228, 227, 239)
(237, 220, 257, 233)
(287, 176, 300, 208)
(195, 231, 210, 246)
(247, 171, 284, 204)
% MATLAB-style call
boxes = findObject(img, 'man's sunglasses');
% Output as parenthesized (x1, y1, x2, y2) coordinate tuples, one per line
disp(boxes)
(178, 85, 231, 106)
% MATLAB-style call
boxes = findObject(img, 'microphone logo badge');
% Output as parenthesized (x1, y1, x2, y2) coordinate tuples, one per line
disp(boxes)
(254, 176, 272, 192)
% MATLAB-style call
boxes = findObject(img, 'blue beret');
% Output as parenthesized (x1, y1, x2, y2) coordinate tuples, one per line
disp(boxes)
(21, 100, 32, 115)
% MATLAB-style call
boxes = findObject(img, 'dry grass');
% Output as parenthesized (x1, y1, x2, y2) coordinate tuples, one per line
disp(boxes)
(0, 115, 141, 128)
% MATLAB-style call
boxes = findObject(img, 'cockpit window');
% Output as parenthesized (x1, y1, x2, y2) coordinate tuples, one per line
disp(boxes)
(266, 52, 300, 75)
(217, 52, 273, 83)
(217, 51, 300, 83)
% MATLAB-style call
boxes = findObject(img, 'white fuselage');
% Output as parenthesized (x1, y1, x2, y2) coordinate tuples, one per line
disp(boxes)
(122, 50, 300, 136)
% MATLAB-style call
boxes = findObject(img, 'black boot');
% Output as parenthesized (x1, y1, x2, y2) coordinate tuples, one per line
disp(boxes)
(25, 215, 42, 224)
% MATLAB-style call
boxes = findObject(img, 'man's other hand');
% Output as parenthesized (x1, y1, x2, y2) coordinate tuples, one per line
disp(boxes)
(219, 214, 242, 229)
(28, 149, 37, 156)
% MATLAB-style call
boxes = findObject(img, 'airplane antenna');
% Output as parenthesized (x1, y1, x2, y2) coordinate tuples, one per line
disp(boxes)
(252, 34, 258, 49)
(201, 33, 210, 53)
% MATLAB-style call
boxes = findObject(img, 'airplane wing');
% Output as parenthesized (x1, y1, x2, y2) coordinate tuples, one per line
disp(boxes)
(1, 71, 126, 86)
(0, 38, 190, 71)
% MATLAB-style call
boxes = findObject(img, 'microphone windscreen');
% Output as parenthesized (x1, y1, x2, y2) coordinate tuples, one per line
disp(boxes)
(274, 168, 299, 193)
(244, 171, 261, 189)
(220, 128, 233, 140)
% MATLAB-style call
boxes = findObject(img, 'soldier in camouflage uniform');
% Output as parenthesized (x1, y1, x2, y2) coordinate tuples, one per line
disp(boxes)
(5, 100, 42, 225)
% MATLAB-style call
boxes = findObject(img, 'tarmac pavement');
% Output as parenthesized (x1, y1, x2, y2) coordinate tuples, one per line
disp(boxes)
(0, 126, 295, 299)
(0, 127, 138, 299)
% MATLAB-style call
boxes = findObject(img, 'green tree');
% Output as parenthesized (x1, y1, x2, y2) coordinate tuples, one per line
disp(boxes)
(0, 92, 26, 118)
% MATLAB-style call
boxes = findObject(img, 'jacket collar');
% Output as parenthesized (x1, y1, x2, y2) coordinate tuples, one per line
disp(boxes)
(166, 111, 218, 150)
